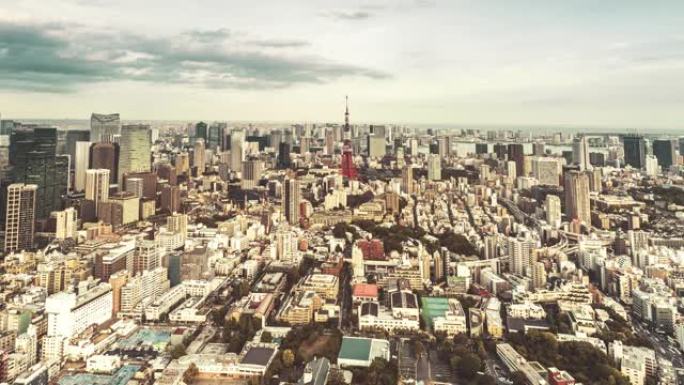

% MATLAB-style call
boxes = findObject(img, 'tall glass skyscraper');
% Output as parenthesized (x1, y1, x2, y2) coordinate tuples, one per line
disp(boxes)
(8, 127, 68, 219)
(90, 113, 121, 143)
(118, 124, 151, 187)
(623, 135, 646, 169)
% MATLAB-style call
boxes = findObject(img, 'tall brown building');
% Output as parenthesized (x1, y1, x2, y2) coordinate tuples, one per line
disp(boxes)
(156, 163, 177, 186)
(161, 185, 181, 213)
(123, 171, 157, 201)
(89, 142, 119, 185)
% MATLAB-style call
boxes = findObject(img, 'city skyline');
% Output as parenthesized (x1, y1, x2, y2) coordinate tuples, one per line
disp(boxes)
(1, 0, 684, 129)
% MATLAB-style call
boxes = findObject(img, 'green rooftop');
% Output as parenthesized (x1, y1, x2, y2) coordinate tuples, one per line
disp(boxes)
(338, 337, 372, 361)
(421, 296, 451, 331)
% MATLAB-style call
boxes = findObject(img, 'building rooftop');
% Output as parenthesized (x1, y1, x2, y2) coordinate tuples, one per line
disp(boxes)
(240, 346, 276, 367)
(353, 283, 379, 298)
(338, 337, 372, 362)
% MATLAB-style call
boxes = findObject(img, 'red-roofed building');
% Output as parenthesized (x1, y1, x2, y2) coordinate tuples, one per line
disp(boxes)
(548, 367, 575, 385)
(358, 239, 385, 260)
(353, 284, 379, 304)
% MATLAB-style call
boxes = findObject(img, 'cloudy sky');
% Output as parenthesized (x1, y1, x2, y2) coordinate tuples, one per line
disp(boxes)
(0, 0, 683, 129)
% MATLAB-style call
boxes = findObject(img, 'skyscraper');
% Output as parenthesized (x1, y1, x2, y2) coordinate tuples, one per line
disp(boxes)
(52, 207, 78, 241)
(85, 169, 110, 215)
(564, 170, 591, 225)
(9, 127, 67, 219)
(652, 138, 677, 170)
(230, 129, 245, 173)
(282, 176, 301, 225)
(4, 183, 37, 253)
(90, 113, 121, 143)
(402, 165, 414, 195)
(623, 135, 646, 169)
(545, 194, 561, 228)
(193, 139, 206, 176)
(277, 142, 291, 169)
(508, 236, 537, 276)
(89, 142, 119, 185)
(507, 143, 525, 177)
(242, 159, 263, 189)
(531, 157, 560, 186)
(74, 141, 92, 191)
(118, 124, 151, 186)
(427, 154, 441, 181)
(572, 136, 590, 171)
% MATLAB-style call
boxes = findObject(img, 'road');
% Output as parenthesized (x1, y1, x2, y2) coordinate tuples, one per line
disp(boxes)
(633, 321, 683, 384)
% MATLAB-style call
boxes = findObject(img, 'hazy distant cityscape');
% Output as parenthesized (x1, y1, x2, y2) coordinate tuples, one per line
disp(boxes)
(2, 1, 684, 385)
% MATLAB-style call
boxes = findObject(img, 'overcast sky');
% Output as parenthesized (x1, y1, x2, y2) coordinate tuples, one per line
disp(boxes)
(0, 0, 683, 129)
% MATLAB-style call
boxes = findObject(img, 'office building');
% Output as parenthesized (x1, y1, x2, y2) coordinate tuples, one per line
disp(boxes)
(70, 141, 91, 193)
(427, 154, 441, 181)
(45, 283, 113, 338)
(90, 113, 121, 143)
(652, 138, 677, 170)
(9, 127, 68, 219)
(52, 207, 77, 241)
(532, 157, 560, 186)
(242, 159, 263, 189)
(564, 170, 591, 225)
(161, 185, 181, 213)
(89, 142, 119, 185)
(4, 183, 37, 253)
(231, 129, 245, 173)
(572, 136, 590, 171)
(118, 124, 151, 186)
(278, 142, 291, 169)
(193, 138, 206, 176)
(623, 135, 646, 169)
(282, 177, 301, 225)
(507, 143, 525, 177)
(545, 195, 561, 228)
(402, 165, 414, 195)
(85, 169, 110, 215)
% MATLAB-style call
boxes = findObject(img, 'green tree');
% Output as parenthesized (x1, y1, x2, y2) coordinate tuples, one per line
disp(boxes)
(456, 353, 481, 379)
(171, 344, 186, 359)
(282, 349, 295, 367)
(511, 371, 528, 385)
(261, 330, 273, 343)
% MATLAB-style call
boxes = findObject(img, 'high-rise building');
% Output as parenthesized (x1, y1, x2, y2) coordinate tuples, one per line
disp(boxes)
(282, 177, 301, 225)
(118, 124, 151, 186)
(508, 236, 537, 276)
(564, 170, 591, 225)
(89, 142, 119, 185)
(623, 135, 646, 169)
(242, 159, 263, 189)
(174, 152, 190, 176)
(85, 169, 110, 215)
(74, 141, 92, 191)
(124, 177, 144, 198)
(167, 213, 188, 240)
(134, 239, 159, 274)
(644, 155, 659, 176)
(64, 130, 90, 169)
(90, 113, 121, 143)
(156, 163, 177, 186)
(401, 165, 414, 195)
(572, 136, 591, 171)
(367, 135, 385, 158)
(427, 154, 441, 181)
(194, 121, 208, 141)
(507, 161, 517, 179)
(4, 183, 37, 253)
(531, 157, 560, 186)
(545, 195, 561, 228)
(52, 207, 77, 241)
(9, 127, 68, 219)
(161, 185, 181, 213)
(193, 138, 206, 176)
(437, 136, 451, 157)
(230, 129, 245, 173)
(652, 138, 677, 170)
(507, 143, 525, 177)
(277, 142, 291, 169)
(532, 142, 545, 156)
